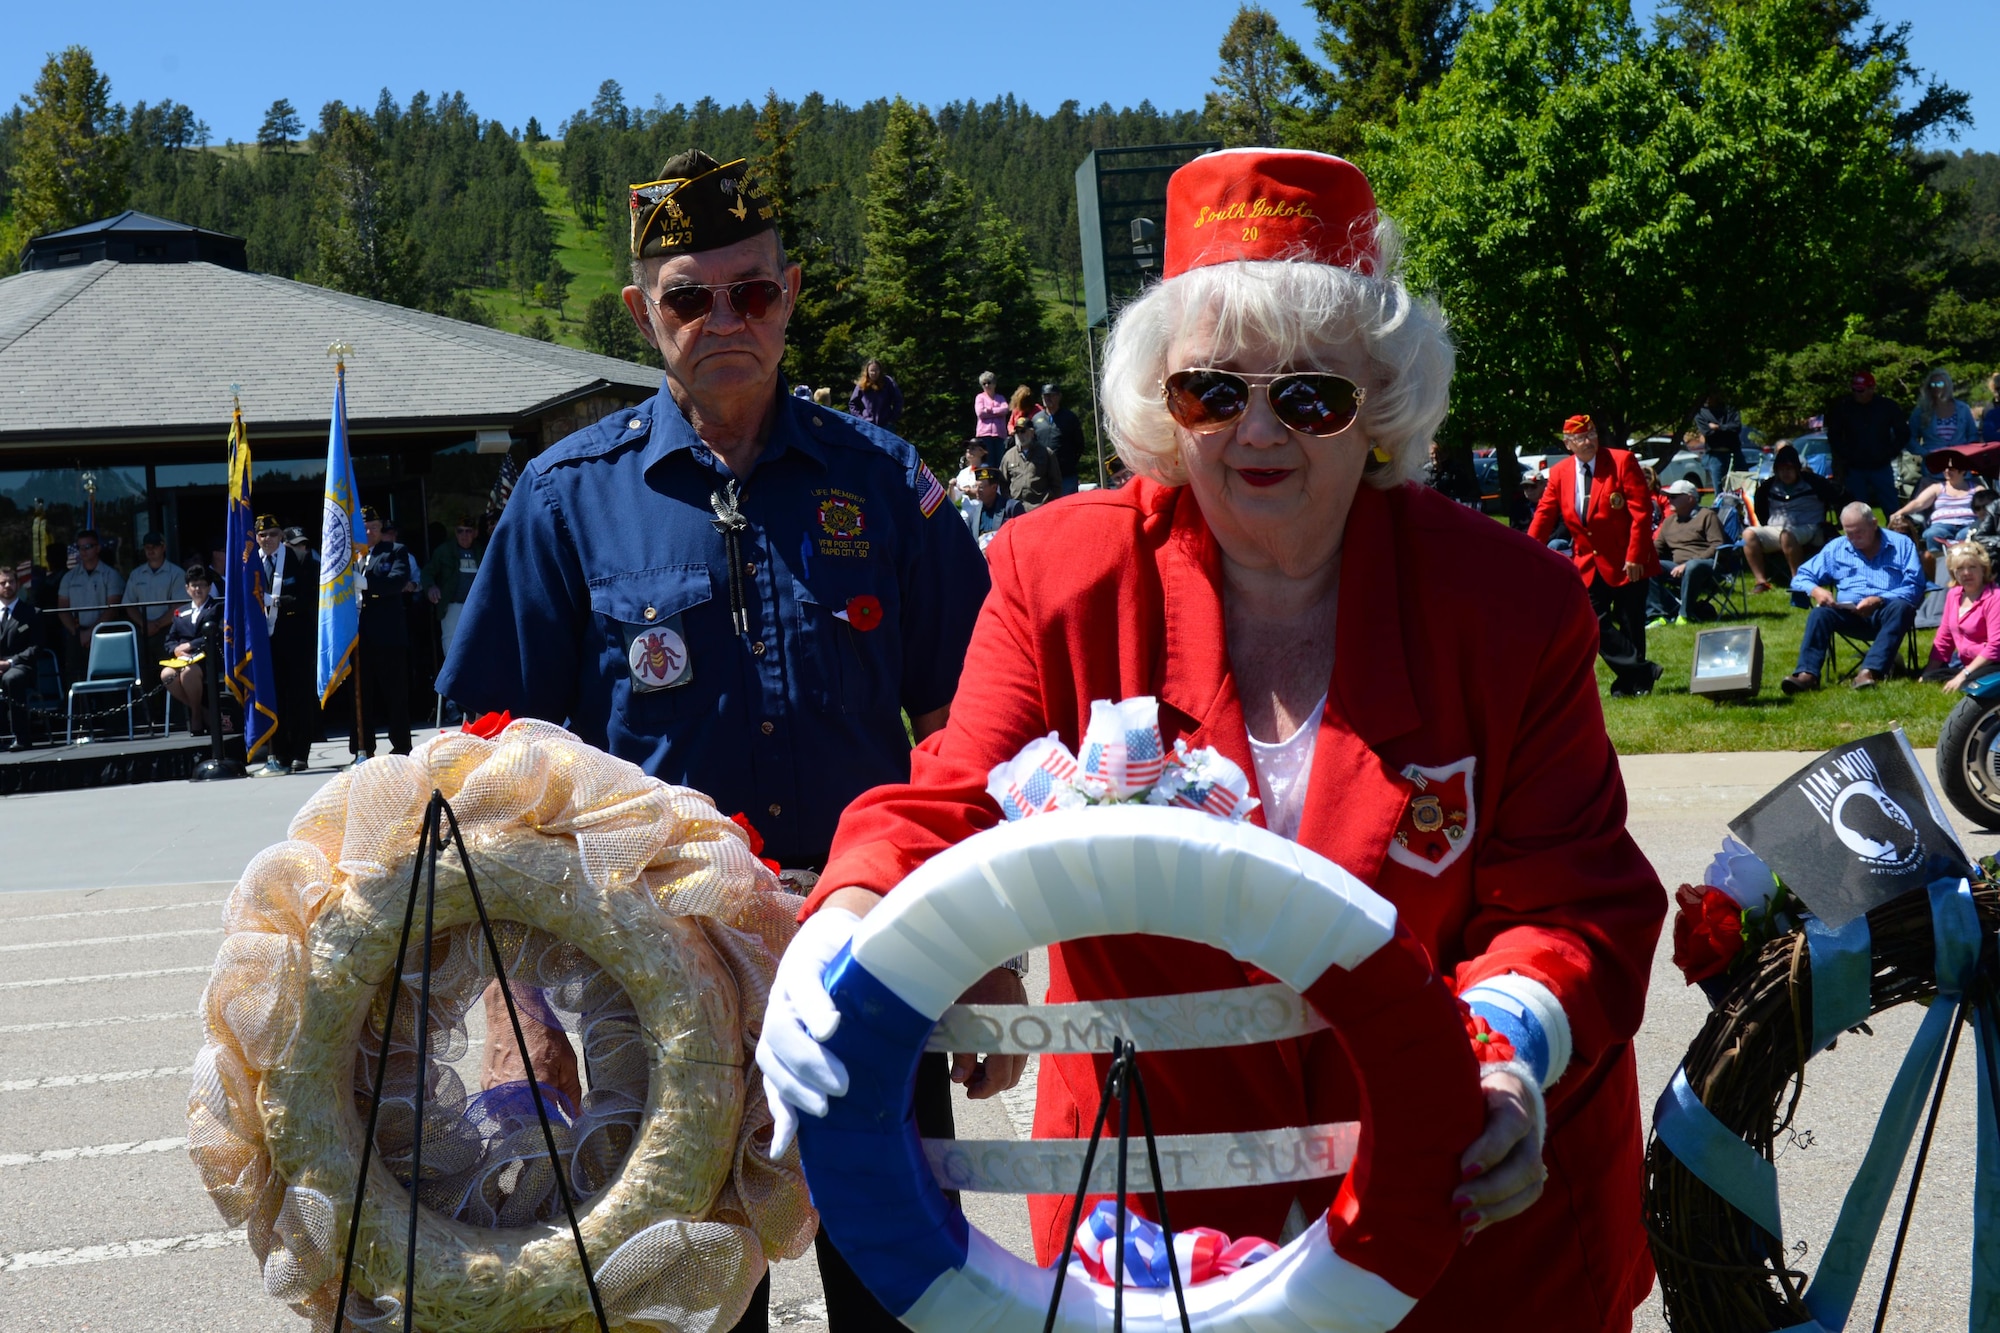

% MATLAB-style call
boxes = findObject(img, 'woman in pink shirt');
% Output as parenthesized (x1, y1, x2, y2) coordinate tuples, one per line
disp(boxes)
(972, 370, 1009, 439)
(1926, 541, 2000, 691)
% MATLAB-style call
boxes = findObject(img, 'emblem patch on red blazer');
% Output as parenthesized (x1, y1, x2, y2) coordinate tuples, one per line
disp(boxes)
(1387, 757, 1476, 876)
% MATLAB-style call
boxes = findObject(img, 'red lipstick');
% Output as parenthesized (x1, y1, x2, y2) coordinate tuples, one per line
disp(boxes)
(1238, 468, 1292, 488)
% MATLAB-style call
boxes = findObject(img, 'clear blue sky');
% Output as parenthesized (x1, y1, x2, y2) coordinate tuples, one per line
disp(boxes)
(5, 0, 1991, 154)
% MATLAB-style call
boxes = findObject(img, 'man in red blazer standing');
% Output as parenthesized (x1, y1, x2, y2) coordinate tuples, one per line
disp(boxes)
(1528, 415, 1664, 696)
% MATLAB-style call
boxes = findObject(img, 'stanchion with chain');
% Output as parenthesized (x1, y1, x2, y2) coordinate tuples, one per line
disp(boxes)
(330, 790, 610, 1333)
(1042, 1037, 1193, 1333)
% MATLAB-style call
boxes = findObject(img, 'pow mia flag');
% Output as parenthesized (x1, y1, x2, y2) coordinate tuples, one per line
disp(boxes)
(1729, 728, 1972, 928)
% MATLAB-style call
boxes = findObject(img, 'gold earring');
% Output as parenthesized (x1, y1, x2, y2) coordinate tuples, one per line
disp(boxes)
(1371, 445, 1393, 464)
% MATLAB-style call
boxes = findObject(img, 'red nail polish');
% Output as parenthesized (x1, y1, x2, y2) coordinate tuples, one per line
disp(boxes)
(1451, 1194, 1472, 1209)
(1460, 1210, 1481, 1228)
(1462, 1163, 1485, 1180)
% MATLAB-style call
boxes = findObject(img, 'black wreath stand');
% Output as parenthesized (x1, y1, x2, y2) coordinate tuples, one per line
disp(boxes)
(1042, 1037, 1195, 1333)
(330, 790, 611, 1333)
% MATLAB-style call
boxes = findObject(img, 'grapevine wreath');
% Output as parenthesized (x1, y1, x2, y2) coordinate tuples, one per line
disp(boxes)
(186, 718, 815, 1332)
(1646, 838, 2000, 1332)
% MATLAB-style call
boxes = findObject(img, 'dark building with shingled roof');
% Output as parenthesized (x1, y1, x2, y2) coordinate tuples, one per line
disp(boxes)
(0, 211, 657, 572)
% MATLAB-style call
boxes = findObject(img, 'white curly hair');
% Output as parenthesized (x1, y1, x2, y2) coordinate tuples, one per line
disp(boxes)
(1099, 219, 1454, 489)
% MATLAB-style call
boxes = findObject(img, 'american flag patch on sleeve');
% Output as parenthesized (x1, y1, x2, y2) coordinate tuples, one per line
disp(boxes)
(916, 464, 946, 518)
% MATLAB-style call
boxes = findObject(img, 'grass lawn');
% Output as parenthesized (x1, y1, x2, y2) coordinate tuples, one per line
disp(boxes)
(464, 145, 627, 347)
(1599, 583, 1956, 753)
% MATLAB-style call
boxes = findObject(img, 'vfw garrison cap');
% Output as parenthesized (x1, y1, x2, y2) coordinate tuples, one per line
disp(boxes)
(630, 150, 777, 260)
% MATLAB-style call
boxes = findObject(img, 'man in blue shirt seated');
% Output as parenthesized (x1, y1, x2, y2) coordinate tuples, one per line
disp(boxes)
(1782, 501, 1925, 692)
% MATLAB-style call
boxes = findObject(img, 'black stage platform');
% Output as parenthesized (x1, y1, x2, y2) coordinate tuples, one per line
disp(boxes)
(0, 732, 247, 796)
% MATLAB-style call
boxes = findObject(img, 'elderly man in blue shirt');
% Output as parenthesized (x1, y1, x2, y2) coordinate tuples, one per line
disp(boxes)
(1782, 501, 1925, 692)
(439, 149, 1003, 1333)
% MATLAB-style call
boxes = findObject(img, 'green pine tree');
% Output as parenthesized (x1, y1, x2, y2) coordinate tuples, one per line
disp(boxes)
(4, 47, 128, 266)
(753, 90, 861, 395)
(966, 209, 1058, 406)
(1283, 0, 1470, 157)
(1205, 7, 1307, 148)
(306, 109, 413, 302)
(857, 98, 974, 456)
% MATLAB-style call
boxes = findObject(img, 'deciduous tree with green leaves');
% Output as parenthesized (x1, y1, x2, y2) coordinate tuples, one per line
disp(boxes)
(5, 46, 128, 267)
(1367, 0, 1943, 452)
(306, 108, 414, 302)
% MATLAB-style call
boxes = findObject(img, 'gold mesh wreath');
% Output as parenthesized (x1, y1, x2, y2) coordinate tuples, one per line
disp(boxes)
(186, 719, 816, 1332)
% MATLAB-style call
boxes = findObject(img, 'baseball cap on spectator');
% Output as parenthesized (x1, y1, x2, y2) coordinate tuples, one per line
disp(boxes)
(283, 526, 308, 546)
(1664, 479, 1698, 497)
(974, 466, 1001, 483)
(1042, 383, 1060, 396)
(1562, 414, 1593, 434)
(1852, 372, 1876, 391)
(142, 531, 165, 546)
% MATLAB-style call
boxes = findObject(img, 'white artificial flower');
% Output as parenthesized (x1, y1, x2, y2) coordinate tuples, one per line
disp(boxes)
(1702, 835, 1777, 913)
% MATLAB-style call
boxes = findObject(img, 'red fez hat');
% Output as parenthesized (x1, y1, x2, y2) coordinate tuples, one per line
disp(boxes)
(1163, 148, 1379, 279)
(1852, 371, 1877, 391)
(1563, 414, 1593, 434)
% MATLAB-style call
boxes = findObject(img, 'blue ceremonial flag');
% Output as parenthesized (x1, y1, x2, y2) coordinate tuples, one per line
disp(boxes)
(317, 360, 363, 704)
(222, 403, 278, 760)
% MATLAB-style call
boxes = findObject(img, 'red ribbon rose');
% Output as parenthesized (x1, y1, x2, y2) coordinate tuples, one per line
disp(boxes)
(1672, 883, 1744, 986)
(729, 813, 783, 877)
(461, 710, 512, 739)
(844, 594, 883, 632)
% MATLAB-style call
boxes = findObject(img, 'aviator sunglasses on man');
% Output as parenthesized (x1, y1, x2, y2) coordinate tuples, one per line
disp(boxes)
(1163, 368, 1366, 437)
(646, 279, 786, 323)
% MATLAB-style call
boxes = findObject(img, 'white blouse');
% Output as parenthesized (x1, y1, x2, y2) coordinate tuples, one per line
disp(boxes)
(1247, 695, 1327, 842)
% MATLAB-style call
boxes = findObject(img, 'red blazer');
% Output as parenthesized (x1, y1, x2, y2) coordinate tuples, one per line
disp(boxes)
(811, 479, 1665, 1331)
(1528, 447, 1663, 586)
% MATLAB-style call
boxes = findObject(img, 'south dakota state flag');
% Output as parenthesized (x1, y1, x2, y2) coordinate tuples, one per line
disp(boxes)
(222, 404, 278, 759)
(317, 361, 363, 704)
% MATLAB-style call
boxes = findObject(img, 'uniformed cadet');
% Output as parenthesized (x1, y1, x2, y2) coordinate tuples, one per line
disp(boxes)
(252, 514, 320, 775)
(352, 507, 416, 762)
(438, 149, 1009, 1333)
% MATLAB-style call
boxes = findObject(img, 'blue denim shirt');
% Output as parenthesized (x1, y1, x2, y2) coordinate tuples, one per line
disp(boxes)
(1789, 527, 1924, 607)
(438, 383, 990, 865)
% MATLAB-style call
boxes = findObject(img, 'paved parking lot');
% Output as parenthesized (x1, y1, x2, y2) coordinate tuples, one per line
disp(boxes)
(1, 745, 1994, 1330)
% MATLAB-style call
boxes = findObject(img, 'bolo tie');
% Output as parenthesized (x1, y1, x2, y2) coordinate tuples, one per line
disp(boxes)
(709, 480, 752, 638)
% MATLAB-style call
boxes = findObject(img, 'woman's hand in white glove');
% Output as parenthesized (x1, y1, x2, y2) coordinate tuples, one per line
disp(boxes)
(756, 907, 862, 1157)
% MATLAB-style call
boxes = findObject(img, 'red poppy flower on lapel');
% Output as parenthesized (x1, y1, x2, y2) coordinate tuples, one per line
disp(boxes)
(843, 594, 884, 632)
(729, 812, 783, 876)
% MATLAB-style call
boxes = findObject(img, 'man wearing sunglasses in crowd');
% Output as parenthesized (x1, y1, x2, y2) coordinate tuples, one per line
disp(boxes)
(435, 149, 998, 1333)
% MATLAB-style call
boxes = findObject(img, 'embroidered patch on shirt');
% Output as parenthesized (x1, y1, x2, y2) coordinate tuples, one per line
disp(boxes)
(818, 496, 866, 538)
(624, 616, 693, 692)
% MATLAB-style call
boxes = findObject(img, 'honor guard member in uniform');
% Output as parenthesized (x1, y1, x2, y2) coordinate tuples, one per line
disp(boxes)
(253, 514, 320, 774)
(438, 149, 1005, 1333)
(352, 507, 416, 762)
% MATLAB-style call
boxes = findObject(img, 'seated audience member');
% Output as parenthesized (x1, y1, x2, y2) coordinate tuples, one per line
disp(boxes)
(960, 466, 1024, 552)
(954, 439, 992, 502)
(1889, 455, 1980, 579)
(1782, 502, 1925, 693)
(1650, 479, 1729, 625)
(1925, 541, 2000, 691)
(0, 564, 42, 751)
(1421, 440, 1482, 507)
(1744, 443, 1841, 592)
(161, 565, 224, 733)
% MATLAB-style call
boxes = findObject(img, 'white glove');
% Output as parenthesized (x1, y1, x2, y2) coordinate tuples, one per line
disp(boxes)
(757, 907, 861, 1158)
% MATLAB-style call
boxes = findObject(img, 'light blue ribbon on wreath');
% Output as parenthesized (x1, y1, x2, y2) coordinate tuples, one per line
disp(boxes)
(1654, 879, 2000, 1333)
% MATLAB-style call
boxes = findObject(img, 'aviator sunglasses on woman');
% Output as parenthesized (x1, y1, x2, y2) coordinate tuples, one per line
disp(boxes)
(647, 278, 786, 323)
(1163, 367, 1367, 437)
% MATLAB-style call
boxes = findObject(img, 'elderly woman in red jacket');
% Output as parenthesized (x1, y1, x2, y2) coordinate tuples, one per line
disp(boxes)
(759, 148, 1665, 1331)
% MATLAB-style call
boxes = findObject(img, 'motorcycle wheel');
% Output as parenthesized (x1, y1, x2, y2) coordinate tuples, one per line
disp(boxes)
(1935, 692, 2000, 830)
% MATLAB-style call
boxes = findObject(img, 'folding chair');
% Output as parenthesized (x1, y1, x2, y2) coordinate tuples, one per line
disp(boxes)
(1909, 585, 1949, 675)
(1708, 545, 1752, 620)
(65, 622, 141, 743)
